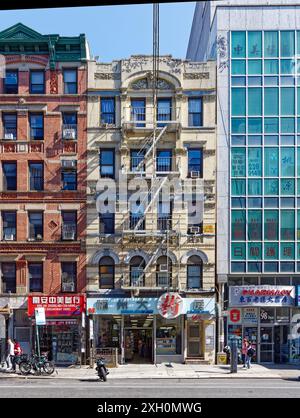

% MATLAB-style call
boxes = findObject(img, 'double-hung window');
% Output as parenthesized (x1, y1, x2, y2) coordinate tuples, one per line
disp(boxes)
(188, 98, 203, 127)
(2, 263, 16, 293)
(99, 213, 115, 234)
(29, 162, 44, 191)
(62, 113, 77, 139)
(30, 113, 44, 140)
(5, 70, 18, 94)
(130, 150, 145, 172)
(28, 212, 43, 240)
(101, 98, 115, 124)
(61, 262, 76, 292)
(63, 69, 77, 94)
(188, 148, 203, 178)
(29, 263, 43, 293)
(2, 212, 16, 241)
(157, 98, 172, 127)
(62, 211, 77, 240)
(100, 149, 115, 178)
(156, 149, 172, 172)
(30, 71, 45, 94)
(131, 99, 146, 127)
(2, 162, 17, 191)
(3, 114, 17, 140)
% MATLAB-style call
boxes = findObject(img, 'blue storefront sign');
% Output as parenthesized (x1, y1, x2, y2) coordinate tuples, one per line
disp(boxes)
(296, 286, 300, 306)
(87, 297, 215, 316)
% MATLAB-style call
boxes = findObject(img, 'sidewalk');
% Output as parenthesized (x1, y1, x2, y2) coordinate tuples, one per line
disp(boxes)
(1, 363, 300, 380)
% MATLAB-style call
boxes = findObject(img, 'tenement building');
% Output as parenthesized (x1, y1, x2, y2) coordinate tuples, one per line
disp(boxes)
(86, 55, 217, 364)
(0, 23, 88, 365)
(187, 0, 300, 364)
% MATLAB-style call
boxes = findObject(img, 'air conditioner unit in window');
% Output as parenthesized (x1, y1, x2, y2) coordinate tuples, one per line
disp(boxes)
(190, 171, 200, 178)
(63, 231, 76, 240)
(4, 234, 14, 241)
(63, 129, 76, 140)
(159, 264, 169, 272)
(62, 283, 75, 292)
(62, 160, 77, 169)
(36, 234, 43, 240)
(4, 133, 14, 140)
(189, 226, 200, 234)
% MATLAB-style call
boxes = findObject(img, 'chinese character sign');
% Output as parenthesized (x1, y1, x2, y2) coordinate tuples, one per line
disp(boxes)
(157, 293, 183, 319)
(28, 295, 85, 317)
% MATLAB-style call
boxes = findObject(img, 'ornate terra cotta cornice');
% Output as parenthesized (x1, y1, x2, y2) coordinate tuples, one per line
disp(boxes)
(0, 242, 84, 253)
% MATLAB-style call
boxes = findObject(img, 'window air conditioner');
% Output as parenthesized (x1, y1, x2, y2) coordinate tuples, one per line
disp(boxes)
(4, 234, 14, 241)
(190, 171, 200, 178)
(159, 264, 168, 272)
(63, 129, 76, 140)
(36, 234, 43, 240)
(4, 133, 14, 140)
(63, 231, 76, 240)
(62, 283, 75, 292)
(189, 226, 200, 234)
(62, 160, 77, 168)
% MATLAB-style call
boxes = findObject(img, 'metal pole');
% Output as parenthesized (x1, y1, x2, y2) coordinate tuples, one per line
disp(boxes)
(230, 338, 238, 373)
(36, 324, 40, 357)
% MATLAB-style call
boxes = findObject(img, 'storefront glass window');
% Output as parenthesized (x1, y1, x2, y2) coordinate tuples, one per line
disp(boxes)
(94, 316, 121, 349)
(260, 308, 275, 323)
(156, 317, 182, 355)
(276, 308, 290, 322)
(228, 325, 242, 349)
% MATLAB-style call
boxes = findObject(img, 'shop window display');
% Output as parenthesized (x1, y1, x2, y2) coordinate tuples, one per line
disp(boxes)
(94, 316, 121, 349)
(156, 317, 182, 355)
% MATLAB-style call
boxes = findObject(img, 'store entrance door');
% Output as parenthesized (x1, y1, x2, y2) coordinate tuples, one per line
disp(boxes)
(124, 315, 153, 364)
(274, 325, 289, 363)
(259, 326, 273, 363)
(187, 322, 202, 357)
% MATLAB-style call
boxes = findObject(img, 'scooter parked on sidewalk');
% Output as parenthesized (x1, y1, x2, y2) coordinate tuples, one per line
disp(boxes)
(96, 357, 109, 382)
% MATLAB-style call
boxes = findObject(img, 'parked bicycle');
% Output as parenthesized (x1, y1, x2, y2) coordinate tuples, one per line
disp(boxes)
(19, 352, 55, 376)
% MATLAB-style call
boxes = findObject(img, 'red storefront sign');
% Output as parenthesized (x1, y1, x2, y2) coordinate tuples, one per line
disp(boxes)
(157, 292, 183, 319)
(229, 309, 241, 324)
(28, 295, 85, 317)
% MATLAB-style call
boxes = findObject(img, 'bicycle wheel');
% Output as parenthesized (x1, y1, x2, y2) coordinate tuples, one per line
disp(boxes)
(19, 361, 31, 375)
(43, 361, 55, 375)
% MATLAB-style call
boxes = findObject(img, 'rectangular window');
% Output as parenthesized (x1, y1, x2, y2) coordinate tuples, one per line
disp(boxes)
(62, 211, 77, 240)
(28, 263, 43, 293)
(231, 88, 246, 116)
(29, 113, 44, 140)
(264, 148, 279, 176)
(1, 263, 16, 293)
(63, 69, 77, 94)
(264, 210, 279, 240)
(231, 32, 246, 58)
(130, 150, 145, 172)
(99, 213, 115, 234)
(248, 210, 262, 240)
(4, 70, 18, 94)
(280, 31, 295, 57)
(231, 148, 246, 177)
(281, 210, 295, 241)
(2, 212, 16, 241)
(188, 148, 203, 177)
(29, 162, 44, 191)
(248, 88, 262, 116)
(248, 31, 262, 58)
(231, 210, 246, 240)
(62, 168, 77, 190)
(61, 262, 76, 292)
(100, 149, 115, 178)
(131, 99, 145, 127)
(100, 98, 115, 124)
(62, 113, 77, 140)
(28, 212, 43, 240)
(2, 113, 17, 140)
(188, 98, 203, 126)
(156, 149, 172, 172)
(281, 148, 295, 177)
(30, 71, 45, 94)
(264, 88, 279, 115)
(157, 98, 172, 127)
(281, 88, 295, 115)
(2, 162, 17, 190)
(264, 32, 278, 57)
(248, 148, 262, 177)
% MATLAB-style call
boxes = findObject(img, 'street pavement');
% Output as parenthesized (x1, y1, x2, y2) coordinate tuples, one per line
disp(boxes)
(1, 362, 300, 380)
(0, 378, 299, 398)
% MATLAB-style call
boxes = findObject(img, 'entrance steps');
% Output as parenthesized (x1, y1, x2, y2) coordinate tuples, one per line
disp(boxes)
(184, 358, 210, 365)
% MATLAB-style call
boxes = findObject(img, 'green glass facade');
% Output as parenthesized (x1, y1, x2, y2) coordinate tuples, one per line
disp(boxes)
(230, 30, 300, 273)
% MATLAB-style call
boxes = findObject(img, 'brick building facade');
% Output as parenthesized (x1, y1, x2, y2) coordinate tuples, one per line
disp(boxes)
(0, 24, 88, 365)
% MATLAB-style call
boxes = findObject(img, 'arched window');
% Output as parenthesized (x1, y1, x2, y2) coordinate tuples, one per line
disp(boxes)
(99, 256, 115, 289)
(130, 256, 145, 287)
(156, 256, 172, 288)
(187, 255, 202, 289)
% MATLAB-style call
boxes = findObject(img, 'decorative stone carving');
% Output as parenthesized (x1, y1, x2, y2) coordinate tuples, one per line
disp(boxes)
(217, 35, 229, 73)
(50, 70, 58, 94)
(183, 73, 209, 79)
(130, 75, 173, 90)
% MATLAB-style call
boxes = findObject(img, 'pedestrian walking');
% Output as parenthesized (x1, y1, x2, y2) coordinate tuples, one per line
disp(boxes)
(246, 342, 255, 369)
(6, 337, 15, 371)
(242, 338, 249, 368)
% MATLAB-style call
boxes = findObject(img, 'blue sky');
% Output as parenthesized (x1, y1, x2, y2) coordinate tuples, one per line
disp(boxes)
(0, 2, 196, 61)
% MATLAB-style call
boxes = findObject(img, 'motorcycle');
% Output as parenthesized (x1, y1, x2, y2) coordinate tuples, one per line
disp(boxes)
(96, 357, 109, 382)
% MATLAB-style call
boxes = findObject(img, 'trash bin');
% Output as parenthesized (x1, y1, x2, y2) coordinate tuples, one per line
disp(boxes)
(217, 352, 227, 365)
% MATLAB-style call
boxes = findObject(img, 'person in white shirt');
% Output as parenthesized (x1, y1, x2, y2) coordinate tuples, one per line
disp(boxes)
(6, 338, 14, 371)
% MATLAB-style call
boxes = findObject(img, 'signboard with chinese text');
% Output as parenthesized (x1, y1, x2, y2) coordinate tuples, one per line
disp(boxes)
(228, 308, 241, 324)
(157, 293, 183, 319)
(229, 286, 295, 307)
(28, 295, 85, 317)
(243, 307, 258, 324)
